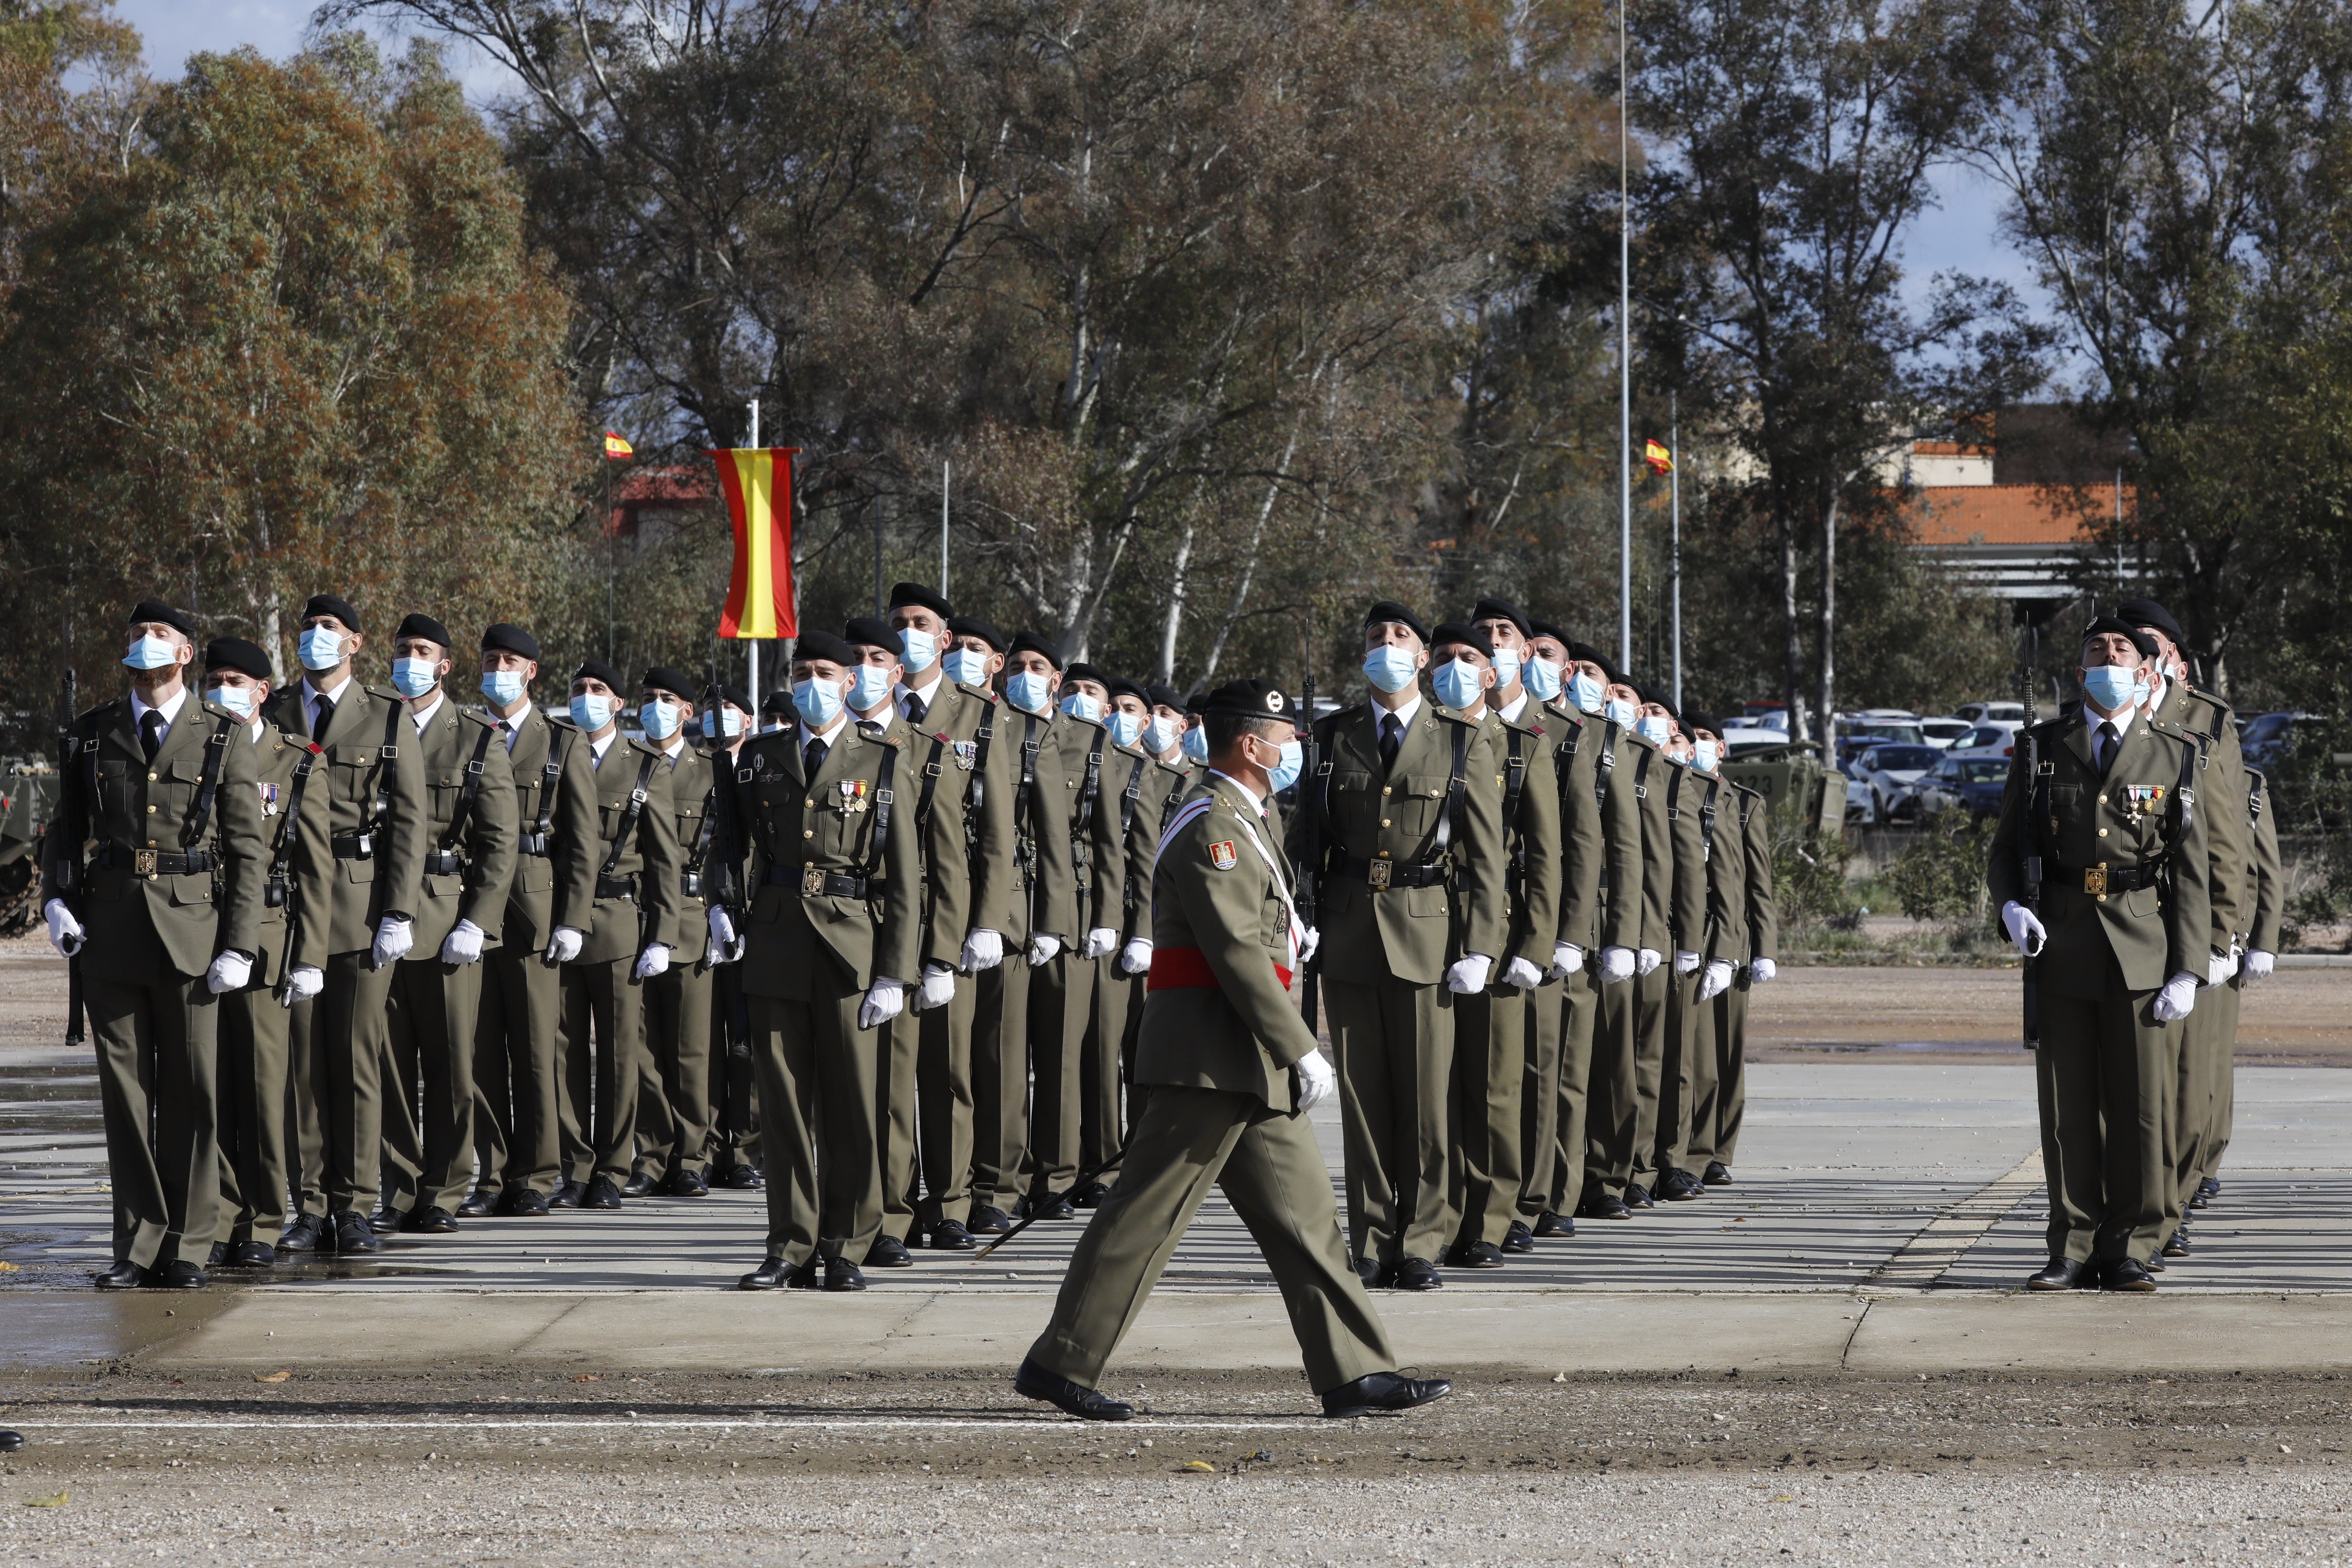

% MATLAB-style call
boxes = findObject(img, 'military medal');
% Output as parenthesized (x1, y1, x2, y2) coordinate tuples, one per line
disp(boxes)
(259, 781, 279, 816)
(952, 740, 977, 771)
(839, 779, 869, 814)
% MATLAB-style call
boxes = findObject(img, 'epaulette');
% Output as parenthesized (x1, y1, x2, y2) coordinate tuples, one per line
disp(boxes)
(364, 684, 405, 704)
(547, 713, 579, 732)
(1436, 704, 1480, 727)
(954, 681, 998, 705)
(457, 707, 501, 731)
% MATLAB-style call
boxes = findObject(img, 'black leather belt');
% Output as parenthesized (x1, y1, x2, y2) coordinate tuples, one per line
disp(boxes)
(766, 865, 878, 898)
(595, 873, 638, 901)
(2061, 861, 2163, 896)
(332, 831, 376, 860)
(423, 850, 464, 876)
(516, 831, 549, 856)
(95, 845, 215, 876)
(1334, 854, 1445, 889)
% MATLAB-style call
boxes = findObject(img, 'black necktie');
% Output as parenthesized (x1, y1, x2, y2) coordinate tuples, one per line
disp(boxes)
(804, 738, 828, 778)
(311, 692, 335, 743)
(904, 693, 927, 727)
(1379, 713, 1402, 771)
(2096, 720, 2120, 776)
(140, 709, 163, 762)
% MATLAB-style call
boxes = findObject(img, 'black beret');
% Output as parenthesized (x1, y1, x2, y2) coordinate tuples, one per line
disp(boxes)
(706, 683, 751, 713)
(1197, 678, 1293, 721)
(1683, 711, 1720, 737)
(481, 622, 540, 660)
(128, 600, 197, 640)
(1567, 641, 1619, 684)
(1144, 682, 1185, 711)
(1469, 597, 1531, 638)
(1363, 600, 1429, 643)
(1106, 675, 1149, 706)
(641, 667, 697, 699)
(202, 637, 272, 683)
(573, 660, 626, 693)
(887, 582, 954, 621)
(1183, 689, 1208, 714)
(1526, 619, 1570, 648)
(1429, 622, 1493, 659)
(842, 616, 898, 654)
(759, 688, 793, 717)
(2082, 615, 2159, 661)
(394, 613, 453, 650)
(300, 594, 362, 632)
(946, 614, 1007, 652)
(1008, 631, 1064, 670)
(2113, 599, 2186, 649)
(791, 631, 860, 668)
(1063, 661, 1110, 689)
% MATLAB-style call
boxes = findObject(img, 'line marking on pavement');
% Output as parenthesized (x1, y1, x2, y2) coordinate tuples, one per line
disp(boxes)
(1864, 1148, 2043, 1290)
(22, 1417, 1316, 1433)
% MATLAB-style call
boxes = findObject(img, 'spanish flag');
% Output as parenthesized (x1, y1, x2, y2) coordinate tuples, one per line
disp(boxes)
(1644, 438, 1673, 476)
(603, 430, 634, 459)
(711, 447, 799, 640)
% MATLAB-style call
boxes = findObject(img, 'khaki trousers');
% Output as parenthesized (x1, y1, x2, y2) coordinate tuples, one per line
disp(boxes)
(1028, 1085, 1397, 1394)
(2200, 975, 2240, 1184)
(1082, 963, 1138, 1172)
(1652, 968, 1707, 1178)
(748, 980, 882, 1264)
(216, 983, 291, 1245)
(1325, 973, 1454, 1266)
(638, 959, 716, 1179)
(1025, 948, 1099, 1204)
(878, 1001, 923, 1241)
(1547, 965, 1600, 1215)
(382, 955, 482, 1216)
(89, 973, 219, 1268)
(1626, 966, 1671, 1189)
(291, 950, 395, 1217)
(1448, 982, 1527, 1249)
(1683, 974, 1730, 1170)
(711, 963, 760, 1175)
(914, 969, 978, 1230)
(1584, 972, 1641, 1203)
(2036, 956, 2177, 1265)
(473, 946, 564, 1196)
(1513, 976, 1564, 1226)
(560, 956, 646, 1185)
(970, 956, 1034, 1213)
(1714, 978, 1750, 1167)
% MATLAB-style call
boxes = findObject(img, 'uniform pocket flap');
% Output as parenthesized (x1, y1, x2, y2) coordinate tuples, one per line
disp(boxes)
(164, 758, 206, 781)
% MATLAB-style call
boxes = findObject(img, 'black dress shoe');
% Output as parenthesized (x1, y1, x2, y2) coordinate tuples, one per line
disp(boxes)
(823, 1256, 866, 1292)
(1702, 1161, 1732, 1187)
(92, 1260, 144, 1290)
(1320, 1370, 1453, 1418)
(332, 1210, 381, 1253)
(1623, 1183, 1655, 1209)
(868, 1236, 914, 1268)
(1659, 1170, 1706, 1201)
(402, 1206, 459, 1235)
(457, 1187, 495, 1218)
(927, 1219, 977, 1251)
(1446, 1240, 1505, 1269)
(1072, 1181, 1112, 1208)
(277, 1213, 328, 1253)
(2162, 1225, 2192, 1258)
(718, 1164, 764, 1190)
(225, 1240, 277, 1268)
(367, 1205, 403, 1236)
(664, 1168, 710, 1198)
(1532, 1211, 1575, 1239)
(1501, 1221, 1536, 1255)
(970, 1205, 1014, 1234)
(738, 1256, 796, 1290)
(206, 1241, 228, 1267)
(148, 1258, 207, 1289)
(548, 1180, 587, 1209)
(1014, 1357, 1134, 1421)
(1575, 1194, 1631, 1221)
(580, 1175, 623, 1210)
(2102, 1257, 2157, 1292)
(1391, 1257, 1443, 1291)
(1022, 1193, 1076, 1221)
(502, 1186, 553, 1217)
(2025, 1257, 2087, 1291)
(2194, 1175, 2221, 1207)
(1355, 1256, 1381, 1287)
(621, 1171, 657, 1198)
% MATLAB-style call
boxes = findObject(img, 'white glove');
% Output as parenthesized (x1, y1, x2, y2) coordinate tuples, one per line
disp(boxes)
(959, 928, 1005, 973)
(1083, 926, 1118, 960)
(1549, 942, 1585, 981)
(206, 949, 252, 994)
(707, 906, 742, 965)
(2001, 901, 2046, 958)
(1748, 956, 1777, 985)
(1599, 946, 1636, 984)
(1296, 925, 1320, 965)
(43, 897, 84, 957)
(1293, 1047, 1337, 1111)
(858, 976, 906, 1030)
(1673, 949, 1701, 976)
(2151, 971, 2199, 1023)
(1027, 933, 1062, 967)
(544, 925, 585, 964)
(1699, 958, 1735, 1001)
(1636, 948, 1662, 977)
(915, 963, 957, 1011)
(2206, 949, 2238, 986)
(286, 964, 325, 1002)
(440, 919, 485, 966)
(633, 943, 671, 981)
(372, 915, 415, 968)
(2245, 949, 2275, 982)
(1119, 937, 1154, 975)
(1503, 956, 1545, 992)
(1445, 953, 1493, 994)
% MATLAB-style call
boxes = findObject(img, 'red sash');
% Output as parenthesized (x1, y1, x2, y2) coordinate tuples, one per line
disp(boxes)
(1145, 944, 1292, 993)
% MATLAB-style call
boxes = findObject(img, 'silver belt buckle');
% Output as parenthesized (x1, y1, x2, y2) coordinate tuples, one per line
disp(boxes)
(1367, 859, 1392, 890)
(802, 865, 827, 896)
(134, 849, 158, 878)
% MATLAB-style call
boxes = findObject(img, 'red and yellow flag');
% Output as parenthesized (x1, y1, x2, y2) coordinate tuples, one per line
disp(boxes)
(604, 430, 634, 459)
(711, 447, 799, 640)
(1644, 438, 1673, 476)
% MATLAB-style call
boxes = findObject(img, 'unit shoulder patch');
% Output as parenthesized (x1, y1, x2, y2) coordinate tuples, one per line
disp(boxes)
(1208, 839, 1238, 871)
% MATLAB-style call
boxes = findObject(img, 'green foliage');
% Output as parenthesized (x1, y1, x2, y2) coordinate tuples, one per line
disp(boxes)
(1770, 827, 1860, 931)
(1884, 815, 1997, 935)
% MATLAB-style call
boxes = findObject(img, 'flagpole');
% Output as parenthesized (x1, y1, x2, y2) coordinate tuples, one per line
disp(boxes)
(1618, 0, 1632, 675)
(941, 460, 951, 596)
(748, 399, 761, 706)
(1670, 394, 1682, 711)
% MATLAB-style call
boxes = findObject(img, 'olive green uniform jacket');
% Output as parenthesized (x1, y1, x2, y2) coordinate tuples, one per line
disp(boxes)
(262, 679, 428, 967)
(575, 733, 682, 965)
(407, 701, 520, 953)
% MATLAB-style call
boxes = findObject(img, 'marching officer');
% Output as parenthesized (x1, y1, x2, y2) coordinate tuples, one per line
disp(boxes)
(199, 637, 303, 1267)
(700, 681, 765, 1190)
(378, 614, 518, 1234)
(1989, 616, 2212, 1291)
(731, 631, 922, 1291)
(43, 602, 266, 1288)
(266, 594, 428, 1257)
(1583, 678, 1672, 1219)
(547, 659, 681, 1211)
(1294, 602, 1505, 1290)
(471, 623, 598, 1216)
(1016, 679, 1450, 1424)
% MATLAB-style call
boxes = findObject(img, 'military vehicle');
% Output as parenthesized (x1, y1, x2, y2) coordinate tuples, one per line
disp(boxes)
(1718, 739, 1841, 840)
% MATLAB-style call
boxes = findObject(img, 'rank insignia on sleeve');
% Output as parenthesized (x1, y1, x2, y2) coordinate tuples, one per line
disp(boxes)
(1208, 840, 1237, 871)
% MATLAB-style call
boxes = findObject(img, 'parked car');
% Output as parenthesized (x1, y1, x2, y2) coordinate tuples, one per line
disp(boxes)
(1953, 700, 2027, 725)
(1914, 753, 2013, 819)
(1845, 762, 1876, 825)
(2239, 710, 2321, 772)
(1851, 743, 1944, 822)
(1835, 713, 1926, 765)
(1947, 719, 2024, 763)
(1918, 717, 1975, 748)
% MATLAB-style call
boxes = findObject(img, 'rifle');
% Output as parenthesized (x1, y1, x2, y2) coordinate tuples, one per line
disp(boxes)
(2019, 677, 2042, 1048)
(57, 665, 83, 1046)
(1295, 665, 1322, 1033)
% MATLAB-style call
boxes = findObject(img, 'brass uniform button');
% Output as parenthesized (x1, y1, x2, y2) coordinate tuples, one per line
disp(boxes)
(803, 829, 814, 839)
(148, 771, 158, 782)
(2098, 827, 2109, 837)
(1381, 786, 1391, 796)
(1380, 818, 1390, 828)
(147, 804, 157, 814)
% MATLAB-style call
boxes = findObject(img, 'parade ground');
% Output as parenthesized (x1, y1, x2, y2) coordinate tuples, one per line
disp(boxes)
(6, 949, 2352, 1564)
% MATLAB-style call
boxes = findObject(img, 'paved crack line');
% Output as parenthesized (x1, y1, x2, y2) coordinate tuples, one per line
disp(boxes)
(1863, 1148, 2043, 1290)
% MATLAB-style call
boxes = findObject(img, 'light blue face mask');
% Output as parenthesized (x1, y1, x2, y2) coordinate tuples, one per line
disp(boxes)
(1006, 671, 1052, 714)
(1108, 710, 1143, 748)
(1267, 738, 1305, 793)
(1181, 724, 1209, 762)
(1431, 657, 1485, 712)
(792, 677, 843, 728)
(1363, 644, 1420, 694)
(481, 669, 527, 708)
(639, 699, 681, 740)
(1571, 672, 1606, 716)
(1060, 690, 1102, 724)
(570, 692, 616, 732)
(1694, 739, 1719, 772)
(1604, 695, 1636, 728)
(2081, 664, 2142, 713)
(124, 633, 181, 671)
(298, 626, 345, 672)
(897, 628, 937, 674)
(1490, 646, 1522, 690)
(1636, 713, 1671, 747)
(701, 707, 744, 738)
(848, 663, 894, 712)
(943, 648, 992, 689)
(391, 657, 440, 700)
(204, 684, 254, 718)
(1144, 716, 1179, 755)
(1524, 656, 1563, 702)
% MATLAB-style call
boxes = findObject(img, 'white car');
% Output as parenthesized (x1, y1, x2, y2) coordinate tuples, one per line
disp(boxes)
(1918, 717, 1975, 749)
(1852, 743, 1944, 822)
(1947, 719, 2024, 764)
(1845, 769, 1876, 825)
(1954, 700, 2027, 725)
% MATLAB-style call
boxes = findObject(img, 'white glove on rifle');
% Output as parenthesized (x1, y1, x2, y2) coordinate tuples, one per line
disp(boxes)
(1296, 925, 1320, 965)
(1599, 946, 1636, 984)
(1119, 937, 1153, 976)
(707, 906, 743, 965)
(1636, 948, 1662, 977)
(1673, 949, 1701, 976)
(1027, 933, 1062, 967)
(1503, 956, 1545, 992)
(206, 949, 252, 995)
(543, 925, 585, 965)
(2244, 949, 2275, 982)
(633, 944, 670, 981)
(1549, 942, 1584, 982)
(371, 914, 414, 969)
(440, 919, 485, 966)
(2151, 971, 2200, 1023)
(858, 976, 906, 1030)
(960, 927, 1004, 973)
(914, 963, 956, 1011)
(1699, 958, 1735, 1001)
(1083, 927, 1119, 961)
(2001, 900, 2045, 958)
(1748, 956, 1777, 985)
(1445, 953, 1493, 994)
(1293, 1047, 1337, 1112)
(285, 964, 325, 1003)
(44, 898, 84, 957)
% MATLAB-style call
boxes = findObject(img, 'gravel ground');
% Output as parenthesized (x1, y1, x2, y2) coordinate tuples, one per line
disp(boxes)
(4, 1369, 2350, 1565)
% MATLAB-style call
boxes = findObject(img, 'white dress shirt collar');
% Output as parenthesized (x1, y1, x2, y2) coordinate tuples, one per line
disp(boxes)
(130, 686, 188, 729)
(1208, 768, 1266, 815)
(409, 694, 445, 733)
(1374, 692, 1423, 732)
